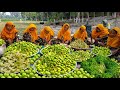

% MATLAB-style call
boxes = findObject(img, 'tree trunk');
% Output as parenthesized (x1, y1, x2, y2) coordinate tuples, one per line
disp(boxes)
(93, 12, 95, 25)
(107, 12, 110, 17)
(102, 12, 104, 17)
(69, 12, 71, 19)
(36, 12, 37, 21)
(82, 12, 84, 23)
(77, 12, 80, 23)
(79, 12, 80, 23)
(74, 18, 76, 23)
(25, 12, 26, 21)
(114, 12, 117, 18)
(87, 12, 89, 19)
(102, 12, 104, 21)
(115, 12, 117, 26)
(86, 12, 89, 22)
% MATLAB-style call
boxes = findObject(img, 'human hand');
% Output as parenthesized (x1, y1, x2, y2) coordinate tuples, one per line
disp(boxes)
(8, 39, 12, 44)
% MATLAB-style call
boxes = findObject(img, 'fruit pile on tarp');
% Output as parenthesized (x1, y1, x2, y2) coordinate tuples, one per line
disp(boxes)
(70, 39, 89, 49)
(41, 68, 95, 78)
(34, 44, 76, 76)
(5, 41, 42, 64)
(0, 39, 6, 46)
(91, 46, 111, 56)
(41, 44, 70, 55)
(5, 41, 41, 57)
(70, 50, 93, 62)
(0, 67, 41, 78)
(34, 44, 94, 77)
(0, 51, 30, 73)
(0, 41, 43, 76)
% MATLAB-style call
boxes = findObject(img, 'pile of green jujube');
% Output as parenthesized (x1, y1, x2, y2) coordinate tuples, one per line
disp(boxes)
(34, 52, 76, 76)
(0, 67, 41, 78)
(0, 51, 30, 74)
(91, 46, 111, 56)
(70, 50, 93, 62)
(0, 39, 5, 46)
(5, 41, 42, 64)
(5, 41, 42, 57)
(41, 68, 94, 78)
(0, 68, 94, 78)
(70, 39, 89, 49)
(41, 44, 70, 55)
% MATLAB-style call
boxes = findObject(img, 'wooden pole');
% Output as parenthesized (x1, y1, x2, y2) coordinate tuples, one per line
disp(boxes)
(82, 12, 83, 23)
(107, 12, 110, 17)
(115, 12, 117, 26)
(93, 12, 95, 25)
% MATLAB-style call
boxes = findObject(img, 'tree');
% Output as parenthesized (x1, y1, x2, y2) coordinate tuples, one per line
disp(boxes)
(10, 12, 21, 19)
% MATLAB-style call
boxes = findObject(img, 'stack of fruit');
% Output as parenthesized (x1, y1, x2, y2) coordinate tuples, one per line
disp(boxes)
(70, 39, 89, 49)
(70, 50, 93, 62)
(34, 44, 94, 78)
(39, 68, 94, 78)
(91, 46, 111, 56)
(5, 41, 41, 56)
(5, 41, 42, 64)
(41, 44, 70, 55)
(34, 53, 76, 76)
(0, 51, 30, 74)
(0, 67, 41, 78)
(0, 39, 6, 46)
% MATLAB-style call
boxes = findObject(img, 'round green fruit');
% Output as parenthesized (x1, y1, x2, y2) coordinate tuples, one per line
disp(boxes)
(15, 76, 19, 78)
(1, 76, 5, 78)
(7, 76, 12, 78)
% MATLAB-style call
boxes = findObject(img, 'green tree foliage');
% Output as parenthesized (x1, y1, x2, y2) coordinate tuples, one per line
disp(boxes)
(20, 12, 116, 21)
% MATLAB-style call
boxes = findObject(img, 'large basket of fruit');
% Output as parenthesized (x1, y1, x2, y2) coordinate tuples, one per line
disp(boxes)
(0, 39, 6, 56)
(33, 59, 77, 77)
(91, 46, 112, 57)
(40, 44, 71, 55)
(33, 44, 78, 77)
(69, 50, 93, 62)
(5, 41, 43, 57)
(0, 39, 6, 45)
(70, 39, 91, 51)
(0, 51, 31, 74)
